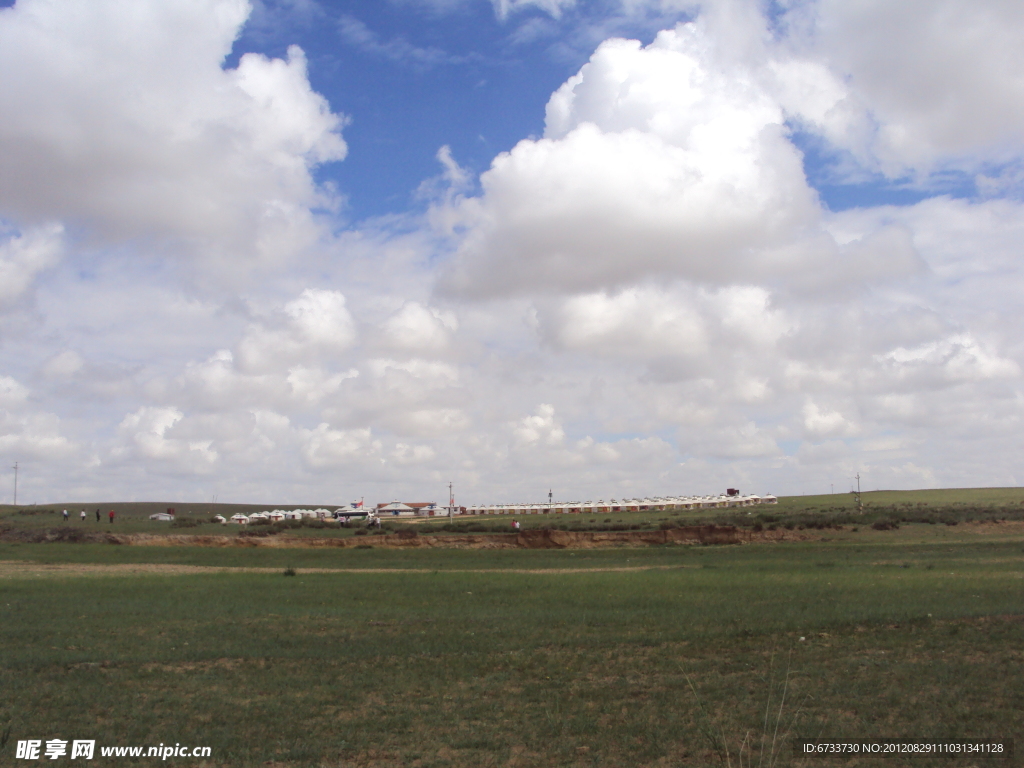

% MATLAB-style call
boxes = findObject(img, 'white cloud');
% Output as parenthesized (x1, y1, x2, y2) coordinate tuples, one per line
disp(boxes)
(878, 333, 1019, 385)
(437, 21, 925, 298)
(0, 0, 346, 270)
(512, 403, 565, 447)
(39, 350, 85, 379)
(784, 0, 1024, 175)
(0, 409, 75, 459)
(287, 365, 358, 404)
(301, 423, 380, 468)
(802, 400, 856, 439)
(237, 289, 357, 374)
(117, 406, 218, 467)
(381, 302, 458, 354)
(3, 0, 1024, 503)
(0, 376, 30, 407)
(0, 224, 63, 311)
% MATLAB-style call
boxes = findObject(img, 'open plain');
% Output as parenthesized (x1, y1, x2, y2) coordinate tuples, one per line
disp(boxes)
(1, 489, 1022, 767)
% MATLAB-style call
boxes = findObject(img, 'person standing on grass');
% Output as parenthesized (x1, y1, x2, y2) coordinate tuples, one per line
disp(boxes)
(80, 509, 86, 522)
(95, 508, 100, 522)
(108, 510, 115, 524)
(62, 509, 68, 522)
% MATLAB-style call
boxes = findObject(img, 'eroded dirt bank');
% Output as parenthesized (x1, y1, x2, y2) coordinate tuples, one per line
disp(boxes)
(0, 525, 746, 549)
(8, 520, 1019, 550)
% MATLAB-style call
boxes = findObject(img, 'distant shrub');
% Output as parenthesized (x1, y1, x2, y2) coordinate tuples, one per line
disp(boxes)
(871, 520, 899, 531)
(239, 529, 274, 538)
(171, 517, 199, 529)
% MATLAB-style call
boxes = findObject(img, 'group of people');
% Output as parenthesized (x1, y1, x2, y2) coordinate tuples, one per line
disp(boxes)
(61, 508, 116, 523)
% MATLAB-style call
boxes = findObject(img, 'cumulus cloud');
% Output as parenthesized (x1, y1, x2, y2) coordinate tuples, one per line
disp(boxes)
(116, 406, 218, 469)
(0, 375, 76, 460)
(0, 0, 346, 268)
(437, 20, 925, 298)
(4, 0, 1024, 503)
(512, 403, 565, 447)
(781, 0, 1024, 176)
(301, 423, 379, 469)
(0, 376, 30, 407)
(802, 400, 857, 439)
(237, 289, 357, 374)
(0, 223, 63, 311)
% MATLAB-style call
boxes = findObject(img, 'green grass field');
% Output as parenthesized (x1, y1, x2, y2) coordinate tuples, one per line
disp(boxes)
(2, 509, 1022, 767)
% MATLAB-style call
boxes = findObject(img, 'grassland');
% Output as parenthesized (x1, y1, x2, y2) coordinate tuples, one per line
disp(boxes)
(1, 539, 1021, 765)
(1, 489, 1022, 767)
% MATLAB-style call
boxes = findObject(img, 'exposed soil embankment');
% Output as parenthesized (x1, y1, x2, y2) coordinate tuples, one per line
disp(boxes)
(515, 526, 740, 548)
(0, 525, 744, 549)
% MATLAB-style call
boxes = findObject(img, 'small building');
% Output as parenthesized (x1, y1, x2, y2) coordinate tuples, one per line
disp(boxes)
(229, 514, 249, 524)
(377, 502, 416, 517)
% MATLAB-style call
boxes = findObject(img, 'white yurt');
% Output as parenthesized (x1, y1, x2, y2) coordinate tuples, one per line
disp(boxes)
(229, 514, 249, 524)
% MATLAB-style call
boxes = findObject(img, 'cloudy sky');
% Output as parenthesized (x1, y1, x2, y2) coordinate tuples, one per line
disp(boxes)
(1, 0, 1023, 506)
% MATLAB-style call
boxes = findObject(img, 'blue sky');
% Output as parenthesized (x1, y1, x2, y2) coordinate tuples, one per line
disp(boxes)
(1, 0, 1023, 505)
(234, 1, 700, 220)
(231, 1, 979, 221)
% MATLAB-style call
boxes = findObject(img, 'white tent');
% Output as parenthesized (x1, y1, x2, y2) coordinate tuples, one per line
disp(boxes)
(378, 502, 415, 516)
(229, 514, 249, 524)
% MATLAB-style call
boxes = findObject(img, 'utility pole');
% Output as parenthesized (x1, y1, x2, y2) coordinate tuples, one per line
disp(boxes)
(548, 488, 552, 505)
(12, 461, 17, 506)
(854, 473, 862, 512)
(448, 481, 454, 519)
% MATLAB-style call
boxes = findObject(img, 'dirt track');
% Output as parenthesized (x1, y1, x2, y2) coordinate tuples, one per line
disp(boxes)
(0, 561, 700, 579)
